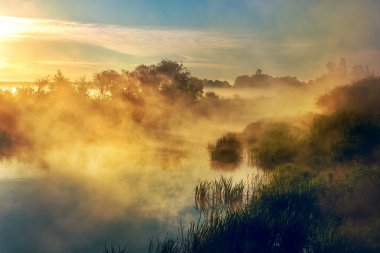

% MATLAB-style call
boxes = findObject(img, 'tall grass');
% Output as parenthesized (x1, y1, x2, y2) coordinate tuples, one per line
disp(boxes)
(103, 244, 128, 253)
(250, 127, 299, 169)
(149, 166, 380, 253)
(195, 177, 245, 224)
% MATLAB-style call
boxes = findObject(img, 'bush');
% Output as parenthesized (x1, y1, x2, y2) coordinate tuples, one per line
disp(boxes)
(208, 133, 242, 164)
(251, 126, 300, 169)
(317, 77, 380, 114)
(307, 111, 380, 166)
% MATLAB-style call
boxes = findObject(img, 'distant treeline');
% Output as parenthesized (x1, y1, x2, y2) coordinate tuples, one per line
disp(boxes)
(233, 58, 374, 88)
(0, 59, 248, 162)
(2, 58, 374, 90)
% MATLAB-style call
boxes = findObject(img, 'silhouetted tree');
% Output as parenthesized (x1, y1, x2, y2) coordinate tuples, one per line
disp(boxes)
(94, 70, 124, 99)
(234, 70, 304, 88)
(50, 70, 72, 93)
(351, 64, 372, 81)
(202, 79, 231, 88)
(74, 76, 91, 97)
(35, 76, 50, 95)
(156, 60, 203, 100)
(128, 64, 159, 86)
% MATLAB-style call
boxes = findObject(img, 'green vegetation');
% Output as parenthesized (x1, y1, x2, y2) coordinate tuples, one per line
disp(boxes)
(0, 60, 238, 161)
(104, 245, 128, 253)
(234, 69, 304, 88)
(208, 133, 242, 165)
(250, 126, 299, 169)
(149, 165, 380, 253)
(202, 80, 232, 88)
(318, 77, 380, 114)
(306, 111, 380, 166)
(240, 111, 380, 170)
(165, 76, 380, 253)
(195, 177, 248, 224)
(1, 59, 379, 252)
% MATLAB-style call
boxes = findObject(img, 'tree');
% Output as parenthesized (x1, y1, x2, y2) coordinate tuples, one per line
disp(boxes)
(35, 76, 50, 95)
(50, 70, 71, 93)
(74, 76, 91, 97)
(128, 64, 159, 86)
(94, 70, 124, 99)
(129, 60, 203, 101)
(351, 64, 371, 81)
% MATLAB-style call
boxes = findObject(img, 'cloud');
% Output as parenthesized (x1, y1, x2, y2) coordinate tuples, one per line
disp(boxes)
(0, 15, 252, 81)
(36, 60, 105, 66)
(1, 0, 380, 82)
(1, 16, 244, 57)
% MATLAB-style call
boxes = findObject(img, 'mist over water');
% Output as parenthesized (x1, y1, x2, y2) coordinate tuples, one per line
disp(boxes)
(0, 97, 262, 253)
(0, 57, 375, 252)
(0, 0, 379, 251)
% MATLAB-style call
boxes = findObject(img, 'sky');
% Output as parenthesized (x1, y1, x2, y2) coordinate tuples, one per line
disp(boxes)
(0, 0, 379, 82)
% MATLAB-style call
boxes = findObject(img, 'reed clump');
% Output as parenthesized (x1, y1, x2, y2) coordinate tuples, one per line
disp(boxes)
(149, 165, 380, 253)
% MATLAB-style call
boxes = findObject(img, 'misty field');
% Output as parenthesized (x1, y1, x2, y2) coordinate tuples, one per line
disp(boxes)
(0, 58, 379, 253)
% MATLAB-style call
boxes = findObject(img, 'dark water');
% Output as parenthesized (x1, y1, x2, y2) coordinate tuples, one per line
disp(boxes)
(0, 179, 195, 253)
(0, 95, 263, 253)
(0, 143, 257, 253)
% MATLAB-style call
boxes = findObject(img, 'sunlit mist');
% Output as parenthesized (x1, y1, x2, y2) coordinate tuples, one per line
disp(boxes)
(0, 16, 33, 38)
(0, 1, 380, 253)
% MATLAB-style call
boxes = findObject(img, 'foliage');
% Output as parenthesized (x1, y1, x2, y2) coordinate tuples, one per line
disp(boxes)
(317, 77, 380, 114)
(126, 60, 203, 101)
(208, 133, 242, 164)
(202, 79, 231, 88)
(239, 111, 380, 170)
(195, 177, 247, 224)
(94, 70, 125, 99)
(150, 166, 380, 253)
(104, 244, 128, 253)
(307, 111, 380, 166)
(251, 126, 300, 169)
(50, 70, 73, 94)
(234, 69, 304, 88)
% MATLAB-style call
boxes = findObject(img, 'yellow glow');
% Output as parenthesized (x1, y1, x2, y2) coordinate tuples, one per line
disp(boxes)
(10, 87, 17, 94)
(0, 16, 32, 39)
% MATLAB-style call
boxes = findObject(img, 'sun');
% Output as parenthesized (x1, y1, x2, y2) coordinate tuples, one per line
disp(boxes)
(0, 16, 31, 38)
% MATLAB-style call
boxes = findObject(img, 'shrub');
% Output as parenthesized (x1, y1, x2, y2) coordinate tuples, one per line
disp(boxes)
(317, 77, 380, 114)
(251, 126, 300, 169)
(208, 133, 242, 164)
(307, 111, 380, 166)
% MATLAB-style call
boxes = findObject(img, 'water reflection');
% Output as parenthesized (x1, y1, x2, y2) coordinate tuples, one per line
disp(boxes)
(210, 160, 241, 171)
(0, 138, 258, 253)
